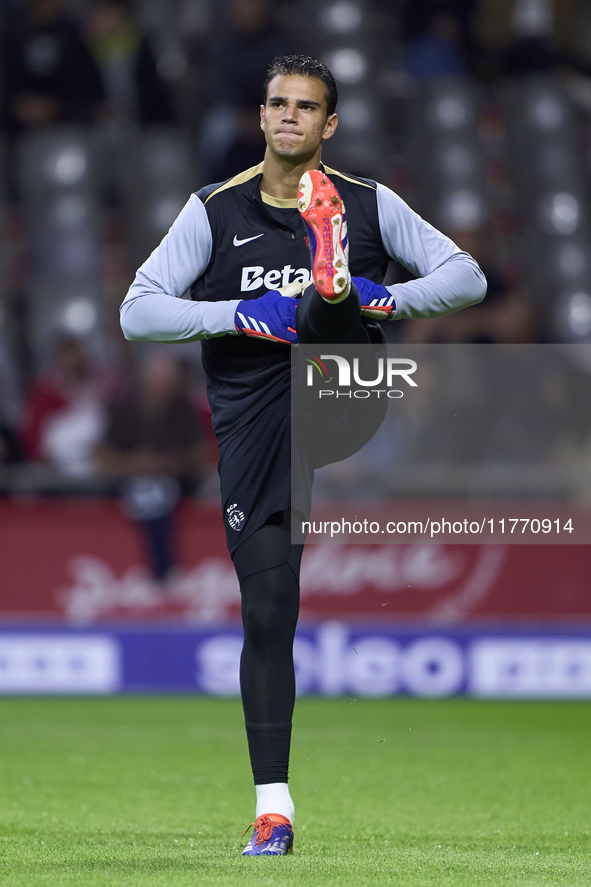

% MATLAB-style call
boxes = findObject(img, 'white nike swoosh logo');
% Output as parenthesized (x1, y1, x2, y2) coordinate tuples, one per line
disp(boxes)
(233, 234, 264, 247)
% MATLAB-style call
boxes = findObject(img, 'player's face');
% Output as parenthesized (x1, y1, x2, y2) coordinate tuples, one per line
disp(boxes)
(260, 75, 338, 161)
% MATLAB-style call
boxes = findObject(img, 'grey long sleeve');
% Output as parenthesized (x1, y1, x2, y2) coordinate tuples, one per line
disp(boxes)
(120, 181, 487, 343)
(376, 183, 487, 319)
(120, 193, 239, 342)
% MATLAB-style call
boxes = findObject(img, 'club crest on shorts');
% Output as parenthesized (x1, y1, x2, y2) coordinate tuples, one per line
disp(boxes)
(226, 502, 245, 531)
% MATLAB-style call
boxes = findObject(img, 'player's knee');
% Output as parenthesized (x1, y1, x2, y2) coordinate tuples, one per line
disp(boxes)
(241, 571, 299, 645)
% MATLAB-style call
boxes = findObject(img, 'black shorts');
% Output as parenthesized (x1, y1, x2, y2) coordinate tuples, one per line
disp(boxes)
(218, 332, 388, 556)
(218, 384, 292, 555)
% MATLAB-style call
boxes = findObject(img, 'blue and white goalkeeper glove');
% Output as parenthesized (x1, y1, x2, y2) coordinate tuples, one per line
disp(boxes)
(352, 276, 397, 319)
(235, 289, 299, 345)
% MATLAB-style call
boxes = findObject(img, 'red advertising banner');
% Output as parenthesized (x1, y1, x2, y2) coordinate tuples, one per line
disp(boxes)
(1, 498, 590, 625)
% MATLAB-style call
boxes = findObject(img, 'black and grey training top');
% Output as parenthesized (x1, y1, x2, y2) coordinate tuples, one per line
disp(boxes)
(120, 162, 486, 440)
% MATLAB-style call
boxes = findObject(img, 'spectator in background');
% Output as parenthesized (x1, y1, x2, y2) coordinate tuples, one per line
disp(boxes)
(85, 0, 175, 126)
(213, 0, 293, 107)
(400, 0, 476, 78)
(201, 0, 296, 180)
(2, 0, 104, 131)
(0, 346, 22, 465)
(83, 0, 177, 206)
(20, 336, 114, 475)
(477, 0, 582, 79)
(403, 6, 468, 82)
(96, 353, 209, 582)
(0, 421, 21, 463)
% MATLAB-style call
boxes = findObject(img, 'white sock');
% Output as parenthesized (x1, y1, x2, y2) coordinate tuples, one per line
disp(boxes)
(255, 783, 294, 823)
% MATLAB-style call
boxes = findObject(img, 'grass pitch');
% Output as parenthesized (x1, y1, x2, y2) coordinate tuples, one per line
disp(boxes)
(0, 697, 589, 886)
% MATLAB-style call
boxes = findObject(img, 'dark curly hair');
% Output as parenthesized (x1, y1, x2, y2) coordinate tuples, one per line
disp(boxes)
(263, 55, 338, 117)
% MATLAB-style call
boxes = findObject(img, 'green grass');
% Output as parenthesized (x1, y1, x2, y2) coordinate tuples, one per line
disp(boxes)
(0, 697, 589, 886)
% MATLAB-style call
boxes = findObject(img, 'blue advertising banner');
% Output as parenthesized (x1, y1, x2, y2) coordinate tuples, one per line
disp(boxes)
(1, 624, 591, 698)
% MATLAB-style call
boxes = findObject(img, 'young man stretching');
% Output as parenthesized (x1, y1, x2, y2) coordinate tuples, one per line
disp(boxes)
(120, 54, 486, 855)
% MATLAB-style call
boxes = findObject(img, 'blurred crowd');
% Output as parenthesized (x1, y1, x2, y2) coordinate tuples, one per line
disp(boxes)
(2, 0, 591, 499)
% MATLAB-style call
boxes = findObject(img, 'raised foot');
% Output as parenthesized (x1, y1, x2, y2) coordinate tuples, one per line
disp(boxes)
(298, 170, 350, 302)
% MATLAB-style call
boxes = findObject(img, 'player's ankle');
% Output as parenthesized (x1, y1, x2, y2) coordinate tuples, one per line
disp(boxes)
(255, 782, 294, 824)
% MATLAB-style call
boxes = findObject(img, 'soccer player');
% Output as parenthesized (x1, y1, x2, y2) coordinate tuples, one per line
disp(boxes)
(120, 55, 486, 855)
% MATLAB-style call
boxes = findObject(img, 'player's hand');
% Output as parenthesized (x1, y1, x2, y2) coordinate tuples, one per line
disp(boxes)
(352, 276, 396, 319)
(235, 290, 299, 345)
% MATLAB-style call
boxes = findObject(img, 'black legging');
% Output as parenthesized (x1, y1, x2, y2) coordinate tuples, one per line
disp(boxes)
(233, 510, 303, 784)
(233, 283, 384, 785)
